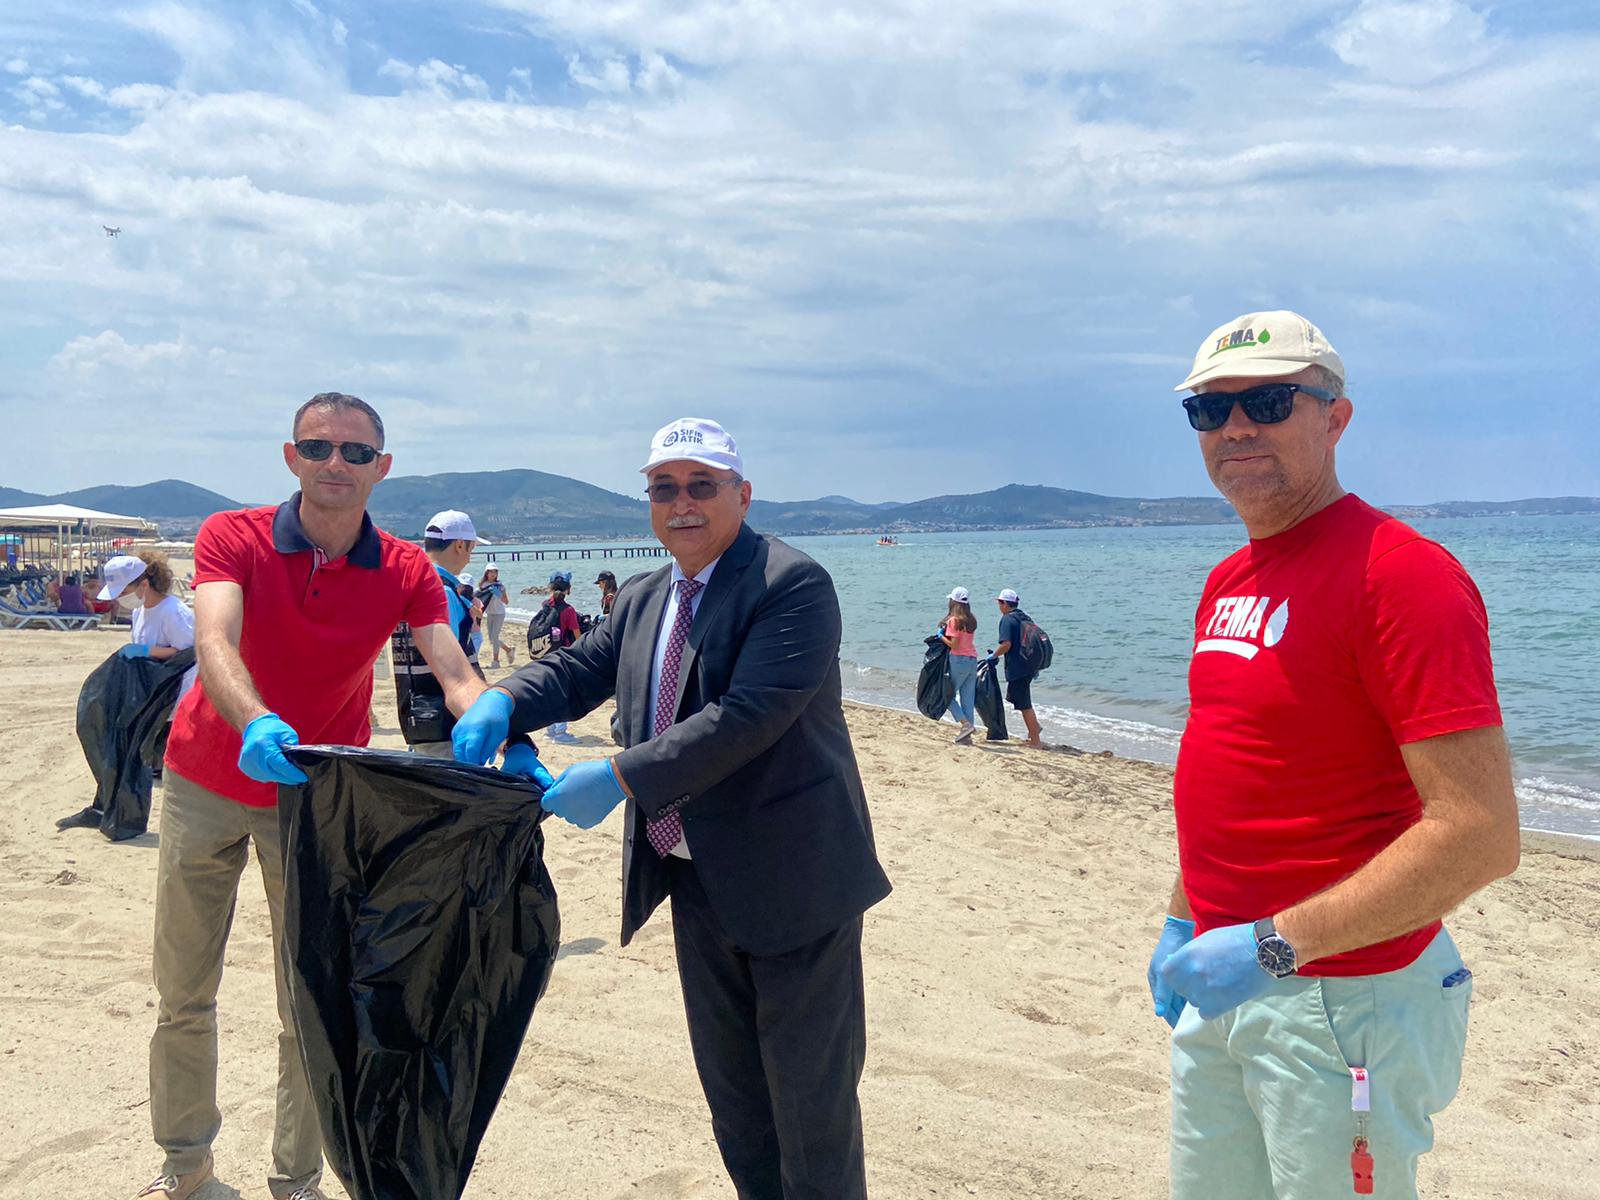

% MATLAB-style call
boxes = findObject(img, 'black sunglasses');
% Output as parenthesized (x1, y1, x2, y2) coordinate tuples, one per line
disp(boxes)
(645, 477, 743, 504)
(294, 439, 382, 465)
(1182, 383, 1336, 432)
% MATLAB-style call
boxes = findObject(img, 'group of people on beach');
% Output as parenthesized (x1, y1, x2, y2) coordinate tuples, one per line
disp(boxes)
(98, 307, 1519, 1200)
(936, 585, 1045, 746)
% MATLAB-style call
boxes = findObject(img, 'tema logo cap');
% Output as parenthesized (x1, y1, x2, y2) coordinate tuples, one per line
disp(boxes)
(996, 588, 1021, 604)
(1175, 310, 1344, 393)
(425, 510, 490, 544)
(640, 417, 743, 476)
(97, 554, 148, 601)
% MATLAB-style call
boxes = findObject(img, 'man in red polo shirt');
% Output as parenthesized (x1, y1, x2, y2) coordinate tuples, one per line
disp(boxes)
(132, 393, 488, 1200)
(1148, 313, 1521, 1200)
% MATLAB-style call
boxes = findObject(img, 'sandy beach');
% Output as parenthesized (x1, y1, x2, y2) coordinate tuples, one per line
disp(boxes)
(2, 626, 1597, 1199)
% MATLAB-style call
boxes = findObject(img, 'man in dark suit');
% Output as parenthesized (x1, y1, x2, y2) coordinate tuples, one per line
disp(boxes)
(452, 417, 892, 1199)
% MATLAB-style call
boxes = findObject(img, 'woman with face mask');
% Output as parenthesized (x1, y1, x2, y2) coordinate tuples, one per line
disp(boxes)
(98, 551, 199, 698)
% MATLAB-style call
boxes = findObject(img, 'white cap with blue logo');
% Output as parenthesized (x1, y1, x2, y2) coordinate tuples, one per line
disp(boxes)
(640, 417, 743, 476)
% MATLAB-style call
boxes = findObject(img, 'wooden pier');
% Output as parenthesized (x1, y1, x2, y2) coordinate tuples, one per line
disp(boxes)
(477, 544, 670, 564)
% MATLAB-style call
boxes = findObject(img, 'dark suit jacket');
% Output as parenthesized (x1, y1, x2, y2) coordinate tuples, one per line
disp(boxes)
(497, 522, 892, 956)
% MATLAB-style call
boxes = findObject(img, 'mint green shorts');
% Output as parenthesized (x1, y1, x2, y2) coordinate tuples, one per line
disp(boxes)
(1170, 928, 1472, 1200)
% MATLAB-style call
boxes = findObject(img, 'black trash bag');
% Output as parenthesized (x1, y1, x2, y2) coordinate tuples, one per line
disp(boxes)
(917, 634, 954, 721)
(975, 656, 1009, 742)
(279, 746, 560, 1200)
(68, 647, 197, 841)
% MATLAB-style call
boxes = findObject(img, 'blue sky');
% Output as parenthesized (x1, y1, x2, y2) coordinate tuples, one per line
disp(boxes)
(2, 0, 1597, 506)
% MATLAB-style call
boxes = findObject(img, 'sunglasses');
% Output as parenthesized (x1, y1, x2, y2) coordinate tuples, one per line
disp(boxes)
(645, 477, 743, 504)
(1182, 383, 1336, 432)
(294, 439, 382, 465)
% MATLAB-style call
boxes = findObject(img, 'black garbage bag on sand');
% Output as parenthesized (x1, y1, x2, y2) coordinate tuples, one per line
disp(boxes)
(67, 647, 197, 840)
(279, 746, 560, 1200)
(917, 634, 954, 721)
(975, 656, 1009, 742)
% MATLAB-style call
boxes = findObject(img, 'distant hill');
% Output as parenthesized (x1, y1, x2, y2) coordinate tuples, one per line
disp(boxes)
(368, 468, 650, 539)
(5, 471, 1597, 538)
(51, 479, 247, 519)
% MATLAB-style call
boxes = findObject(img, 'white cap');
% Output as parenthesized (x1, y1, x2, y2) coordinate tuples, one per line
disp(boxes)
(948, 586, 970, 603)
(997, 588, 1020, 604)
(425, 510, 490, 544)
(1175, 310, 1345, 393)
(458, 571, 475, 586)
(97, 555, 147, 601)
(640, 417, 743, 476)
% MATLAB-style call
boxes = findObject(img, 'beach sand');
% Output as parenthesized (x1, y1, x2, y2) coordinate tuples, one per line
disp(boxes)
(1, 627, 1597, 1198)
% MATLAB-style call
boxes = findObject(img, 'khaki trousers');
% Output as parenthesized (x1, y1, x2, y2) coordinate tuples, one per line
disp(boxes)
(149, 770, 323, 1195)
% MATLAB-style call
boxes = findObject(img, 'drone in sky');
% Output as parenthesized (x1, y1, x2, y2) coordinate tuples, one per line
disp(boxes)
(102, 225, 121, 237)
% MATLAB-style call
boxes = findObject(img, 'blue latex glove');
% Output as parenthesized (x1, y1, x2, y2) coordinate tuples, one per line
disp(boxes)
(1148, 915, 1196, 1027)
(119, 643, 151, 659)
(1159, 921, 1274, 1020)
(452, 689, 515, 765)
(237, 713, 308, 785)
(541, 759, 627, 830)
(500, 742, 556, 792)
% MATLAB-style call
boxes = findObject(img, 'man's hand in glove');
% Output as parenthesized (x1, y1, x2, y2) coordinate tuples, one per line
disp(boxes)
(237, 713, 308, 785)
(541, 759, 627, 829)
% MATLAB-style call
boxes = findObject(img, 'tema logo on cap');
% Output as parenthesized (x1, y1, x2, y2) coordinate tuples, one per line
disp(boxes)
(1209, 326, 1272, 359)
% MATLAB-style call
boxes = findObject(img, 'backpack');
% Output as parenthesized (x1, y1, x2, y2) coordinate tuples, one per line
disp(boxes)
(526, 598, 570, 660)
(1016, 617, 1053, 674)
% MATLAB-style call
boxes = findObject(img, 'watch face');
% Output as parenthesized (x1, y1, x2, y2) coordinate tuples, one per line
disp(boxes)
(1257, 936, 1297, 978)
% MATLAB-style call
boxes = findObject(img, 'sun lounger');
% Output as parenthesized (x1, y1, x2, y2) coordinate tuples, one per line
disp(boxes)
(0, 593, 105, 631)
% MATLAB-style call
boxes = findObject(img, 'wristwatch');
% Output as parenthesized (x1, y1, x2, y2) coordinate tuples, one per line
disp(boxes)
(1253, 917, 1299, 978)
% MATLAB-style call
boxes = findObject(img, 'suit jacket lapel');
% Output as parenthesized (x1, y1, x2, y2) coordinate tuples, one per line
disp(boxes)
(628, 570, 673, 746)
(672, 522, 757, 717)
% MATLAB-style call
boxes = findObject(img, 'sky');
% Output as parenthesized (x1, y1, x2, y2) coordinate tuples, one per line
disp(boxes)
(2, 0, 1597, 506)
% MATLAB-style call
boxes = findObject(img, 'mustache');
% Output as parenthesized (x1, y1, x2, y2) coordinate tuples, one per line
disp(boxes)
(666, 515, 708, 529)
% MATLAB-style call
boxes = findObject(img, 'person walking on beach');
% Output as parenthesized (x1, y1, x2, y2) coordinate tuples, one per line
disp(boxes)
(529, 570, 583, 743)
(1149, 311, 1520, 1200)
(133, 394, 488, 1200)
(478, 564, 515, 666)
(940, 586, 979, 744)
(993, 588, 1043, 747)
(389, 509, 487, 758)
(451, 416, 892, 1200)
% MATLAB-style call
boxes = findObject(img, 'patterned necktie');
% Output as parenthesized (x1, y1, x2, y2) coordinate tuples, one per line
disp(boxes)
(646, 577, 704, 857)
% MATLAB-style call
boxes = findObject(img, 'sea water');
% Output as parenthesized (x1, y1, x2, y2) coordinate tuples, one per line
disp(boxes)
(485, 513, 1600, 839)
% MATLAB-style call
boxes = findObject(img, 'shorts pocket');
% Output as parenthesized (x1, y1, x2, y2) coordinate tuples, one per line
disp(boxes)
(1431, 967, 1473, 1109)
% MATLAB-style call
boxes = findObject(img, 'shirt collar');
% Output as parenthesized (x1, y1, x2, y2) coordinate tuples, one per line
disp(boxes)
(670, 555, 720, 589)
(434, 563, 462, 589)
(271, 492, 382, 569)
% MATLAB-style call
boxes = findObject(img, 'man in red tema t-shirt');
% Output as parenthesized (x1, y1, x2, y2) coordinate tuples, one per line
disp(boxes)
(132, 393, 488, 1200)
(1149, 312, 1520, 1200)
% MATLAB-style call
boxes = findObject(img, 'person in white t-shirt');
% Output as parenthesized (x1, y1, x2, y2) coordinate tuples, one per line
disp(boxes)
(477, 564, 515, 667)
(98, 552, 198, 699)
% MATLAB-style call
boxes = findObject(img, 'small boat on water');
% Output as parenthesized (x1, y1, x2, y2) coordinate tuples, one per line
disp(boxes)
(876, 535, 899, 546)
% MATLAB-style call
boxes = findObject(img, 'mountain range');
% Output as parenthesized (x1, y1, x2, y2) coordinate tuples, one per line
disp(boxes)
(3, 475, 1597, 539)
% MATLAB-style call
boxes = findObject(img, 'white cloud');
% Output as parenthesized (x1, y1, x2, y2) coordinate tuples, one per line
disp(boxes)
(1327, 0, 1496, 86)
(10, 74, 65, 120)
(48, 329, 189, 375)
(566, 53, 631, 94)
(60, 75, 107, 101)
(378, 57, 491, 99)
(4, 57, 29, 75)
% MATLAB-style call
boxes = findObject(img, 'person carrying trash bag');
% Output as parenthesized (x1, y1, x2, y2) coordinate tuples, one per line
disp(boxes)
(61, 644, 198, 840)
(278, 745, 559, 1200)
(131, 393, 492, 1200)
(974, 655, 1009, 742)
(916, 630, 955, 721)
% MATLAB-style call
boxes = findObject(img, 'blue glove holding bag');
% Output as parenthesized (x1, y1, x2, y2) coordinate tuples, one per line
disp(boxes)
(500, 741, 556, 792)
(119, 643, 151, 659)
(1148, 915, 1195, 1027)
(1158, 921, 1274, 1021)
(238, 712, 308, 785)
(452, 689, 514, 766)
(541, 759, 627, 829)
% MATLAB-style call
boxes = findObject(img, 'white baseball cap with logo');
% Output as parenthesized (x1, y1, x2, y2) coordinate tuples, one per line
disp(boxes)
(996, 588, 1020, 604)
(97, 554, 148, 601)
(425, 510, 490, 544)
(1175, 310, 1345, 393)
(640, 417, 744, 476)
(948, 586, 970, 603)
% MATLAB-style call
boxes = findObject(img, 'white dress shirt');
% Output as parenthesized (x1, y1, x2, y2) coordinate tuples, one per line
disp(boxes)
(647, 556, 720, 858)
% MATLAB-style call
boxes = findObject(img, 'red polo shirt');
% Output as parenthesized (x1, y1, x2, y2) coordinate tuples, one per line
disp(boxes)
(165, 495, 448, 806)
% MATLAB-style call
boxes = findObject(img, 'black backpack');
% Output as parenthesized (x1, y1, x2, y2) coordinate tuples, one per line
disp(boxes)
(1017, 617, 1054, 673)
(526, 598, 570, 659)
